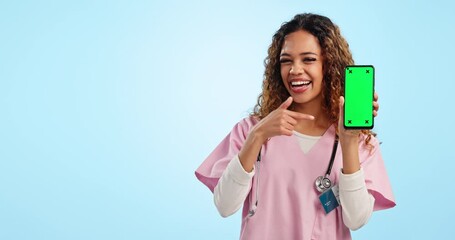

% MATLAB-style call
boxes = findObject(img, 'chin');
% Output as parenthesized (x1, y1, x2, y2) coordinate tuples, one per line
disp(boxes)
(292, 94, 322, 106)
(292, 95, 311, 104)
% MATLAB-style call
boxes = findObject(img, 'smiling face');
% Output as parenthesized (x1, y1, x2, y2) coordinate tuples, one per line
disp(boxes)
(280, 30, 324, 108)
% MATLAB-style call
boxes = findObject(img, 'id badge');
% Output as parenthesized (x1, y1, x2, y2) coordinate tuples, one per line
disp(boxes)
(318, 185, 340, 214)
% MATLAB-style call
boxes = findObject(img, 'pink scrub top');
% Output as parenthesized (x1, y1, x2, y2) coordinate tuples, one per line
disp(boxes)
(195, 117, 395, 240)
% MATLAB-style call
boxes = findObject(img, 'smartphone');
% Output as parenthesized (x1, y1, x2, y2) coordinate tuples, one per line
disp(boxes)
(344, 65, 374, 129)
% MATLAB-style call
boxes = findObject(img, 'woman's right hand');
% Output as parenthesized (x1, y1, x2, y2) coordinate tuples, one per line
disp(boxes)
(239, 97, 314, 172)
(252, 97, 315, 143)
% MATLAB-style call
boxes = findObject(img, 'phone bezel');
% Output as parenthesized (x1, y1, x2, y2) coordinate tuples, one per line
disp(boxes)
(343, 65, 375, 130)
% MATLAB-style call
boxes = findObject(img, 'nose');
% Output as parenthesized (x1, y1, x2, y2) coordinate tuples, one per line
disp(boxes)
(289, 63, 304, 75)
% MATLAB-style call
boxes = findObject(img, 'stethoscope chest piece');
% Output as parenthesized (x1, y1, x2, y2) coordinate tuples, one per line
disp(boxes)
(315, 175, 332, 193)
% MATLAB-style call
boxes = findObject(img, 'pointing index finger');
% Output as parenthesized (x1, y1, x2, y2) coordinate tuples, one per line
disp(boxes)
(286, 110, 315, 120)
(279, 97, 293, 109)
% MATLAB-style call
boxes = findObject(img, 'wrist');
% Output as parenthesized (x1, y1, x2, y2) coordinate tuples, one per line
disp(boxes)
(340, 135, 360, 174)
(339, 133, 359, 146)
(250, 125, 268, 144)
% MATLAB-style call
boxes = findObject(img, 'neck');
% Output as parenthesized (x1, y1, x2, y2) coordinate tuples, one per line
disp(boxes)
(292, 100, 332, 136)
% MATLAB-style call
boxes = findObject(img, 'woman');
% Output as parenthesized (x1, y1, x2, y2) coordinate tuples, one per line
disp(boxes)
(195, 13, 395, 239)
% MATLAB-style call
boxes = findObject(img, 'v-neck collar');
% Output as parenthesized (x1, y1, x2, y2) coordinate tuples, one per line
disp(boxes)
(292, 124, 336, 156)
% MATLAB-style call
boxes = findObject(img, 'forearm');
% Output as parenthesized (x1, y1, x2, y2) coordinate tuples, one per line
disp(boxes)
(214, 155, 254, 217)
(238, 127, 266, 172)
(340, 136, 360, 174)
(339, 168, 375, 230)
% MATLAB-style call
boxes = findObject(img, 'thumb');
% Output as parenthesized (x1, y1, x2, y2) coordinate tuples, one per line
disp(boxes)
(279, 97, 293, 109)
(337, 96, 344, 131)
(339, 96, 344, 114)
(338, 96, 345, 124)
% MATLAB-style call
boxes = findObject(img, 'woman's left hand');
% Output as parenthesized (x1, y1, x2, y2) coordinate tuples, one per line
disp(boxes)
(338, 92, 379, 140)
(338, 93, 379, 173)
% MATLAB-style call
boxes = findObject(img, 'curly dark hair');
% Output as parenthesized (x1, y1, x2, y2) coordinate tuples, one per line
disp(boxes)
(252, 13, 373, 144)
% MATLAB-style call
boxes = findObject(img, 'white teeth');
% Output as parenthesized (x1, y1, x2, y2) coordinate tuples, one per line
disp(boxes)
(291, 81, 310, 86)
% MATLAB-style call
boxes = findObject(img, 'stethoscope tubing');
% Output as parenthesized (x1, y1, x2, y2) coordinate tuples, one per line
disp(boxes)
(248, 134, 339, 216)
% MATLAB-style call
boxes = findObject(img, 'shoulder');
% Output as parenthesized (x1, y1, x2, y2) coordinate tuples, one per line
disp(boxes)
(228, 116, 259, 139)
(238, 116, 259, 128)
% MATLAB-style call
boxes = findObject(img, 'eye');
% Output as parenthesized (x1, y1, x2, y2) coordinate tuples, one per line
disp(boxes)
(279, 59, 292, 65)
(303, 57, 316, 62)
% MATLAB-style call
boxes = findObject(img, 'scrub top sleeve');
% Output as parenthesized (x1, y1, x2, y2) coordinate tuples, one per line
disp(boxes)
(359, 136, 396, 211)
(195, 117, 256, 193)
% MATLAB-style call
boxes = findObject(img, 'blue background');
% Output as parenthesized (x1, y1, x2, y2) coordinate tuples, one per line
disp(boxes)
(1, 0, 454, 239)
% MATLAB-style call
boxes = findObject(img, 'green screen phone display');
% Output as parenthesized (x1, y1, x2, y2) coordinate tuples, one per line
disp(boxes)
(344, 65, 374, 129)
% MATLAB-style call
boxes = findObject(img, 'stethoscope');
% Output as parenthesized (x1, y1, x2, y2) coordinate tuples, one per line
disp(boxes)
(315, 135, 339, 193)
(248, 135, 339, 217)
(248, 150, 261, 217)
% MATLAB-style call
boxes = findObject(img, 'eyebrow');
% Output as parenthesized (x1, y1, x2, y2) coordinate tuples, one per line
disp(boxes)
(280, 52, 318, 57)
